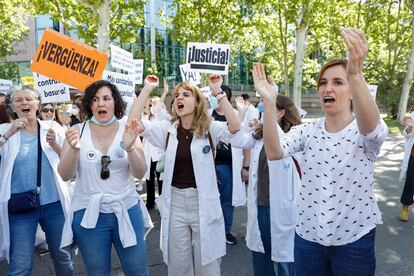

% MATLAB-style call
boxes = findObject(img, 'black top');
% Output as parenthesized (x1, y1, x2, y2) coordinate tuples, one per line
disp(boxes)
(257, 145, 270, 207)
(211, 110, 232, 164)
(171, 125, 197, 189)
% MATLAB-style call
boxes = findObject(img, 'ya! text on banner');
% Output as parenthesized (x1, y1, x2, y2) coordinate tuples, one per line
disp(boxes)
(186, 42, 230, 75)
(179, 64, 201, 85)
(33, 73, 70, 104)
(31, 28, 109, 91)
(111, 45, 134, 73)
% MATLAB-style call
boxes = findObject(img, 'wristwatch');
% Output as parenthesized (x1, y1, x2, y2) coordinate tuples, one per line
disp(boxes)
(242, 166, 249, 171)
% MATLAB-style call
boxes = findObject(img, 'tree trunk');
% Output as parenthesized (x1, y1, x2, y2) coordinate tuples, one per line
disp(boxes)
(293, 20, 307, 107)
(96, 0, 111, 53)
(397, 15, 414, 122)
(278, 0, 289, 96)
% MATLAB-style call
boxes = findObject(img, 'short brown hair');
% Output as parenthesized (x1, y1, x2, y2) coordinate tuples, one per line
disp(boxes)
(316, 59, 348, 89)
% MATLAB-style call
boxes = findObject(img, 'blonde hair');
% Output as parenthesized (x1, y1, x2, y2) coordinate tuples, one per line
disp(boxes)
(170, 82, 212, 138)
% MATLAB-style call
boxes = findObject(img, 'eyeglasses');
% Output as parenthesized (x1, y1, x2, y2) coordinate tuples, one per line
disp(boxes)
(101, 155, 111, 180)
(41, 108, 54, 113)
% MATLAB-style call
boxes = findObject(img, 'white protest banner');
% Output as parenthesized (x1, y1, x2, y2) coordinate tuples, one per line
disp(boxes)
(0, 79, 12, 92)
(133, 59, 144, 85)
(110, 44, 134, 72)
(179, 64, 201, 85)
(186, 42, 231, 75)
(102, 71, 135, 106)
(33, 73, 70, 103)
(368, 85, 378, 100)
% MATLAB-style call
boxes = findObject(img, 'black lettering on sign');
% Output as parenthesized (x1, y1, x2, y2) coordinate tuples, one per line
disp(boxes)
(36, 40, 101, 77)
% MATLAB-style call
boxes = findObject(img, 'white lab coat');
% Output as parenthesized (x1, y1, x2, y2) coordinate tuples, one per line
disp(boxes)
(232, 104, 260, 206)
(399, 113, 414, 182)
(0, 119, 72, 262)
(141, 119, 241, 266)
(209, 108, 249, 206)
(143, 138, 164, 180)
(231, 126, 298, 262)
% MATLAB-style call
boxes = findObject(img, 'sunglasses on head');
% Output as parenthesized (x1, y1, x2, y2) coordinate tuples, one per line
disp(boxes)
(101, 155, 111, 180)
(41, 108, 54, 113)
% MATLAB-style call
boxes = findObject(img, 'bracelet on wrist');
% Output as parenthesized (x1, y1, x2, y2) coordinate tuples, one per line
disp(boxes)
(242, 166, 249, 171)
(0, 135, 8, 144)
(216, 91, 227, 103)
(125, 147, 135, 153)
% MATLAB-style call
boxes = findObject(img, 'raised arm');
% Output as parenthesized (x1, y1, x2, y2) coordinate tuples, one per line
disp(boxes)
(252, 64, 283, 160)
(209, 75, 240, 134)
(58, 126, 80, 181)
(123, 118, 147, 178)
(128, 75, 159, 124)
(160, 77, 169, 105)
(342, 28, 380, 134)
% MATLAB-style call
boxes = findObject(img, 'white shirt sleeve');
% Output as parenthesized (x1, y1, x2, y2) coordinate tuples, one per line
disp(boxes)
(230, 131, 256, 149)
(361, 118, 388, 158)
(280, 121, 313, 158)
(141, 120, 171, 150)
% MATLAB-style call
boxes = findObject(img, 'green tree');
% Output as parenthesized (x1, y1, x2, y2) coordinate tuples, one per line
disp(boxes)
(398, 1, 414, 121)
(0, 0, 33, 57)
(32, 0, 146, 53)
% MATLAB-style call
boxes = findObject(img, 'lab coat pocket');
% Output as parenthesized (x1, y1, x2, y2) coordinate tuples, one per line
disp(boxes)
(280, 199, 296, 226)
(204, 197, 223, 225)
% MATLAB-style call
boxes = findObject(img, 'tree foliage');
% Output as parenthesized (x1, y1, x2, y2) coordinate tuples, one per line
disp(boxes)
(31, 0, 146, 52)
(0, 0, 33, 57)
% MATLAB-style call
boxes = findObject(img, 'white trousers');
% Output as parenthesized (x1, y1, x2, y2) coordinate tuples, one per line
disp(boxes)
(168, 187, 221, 276)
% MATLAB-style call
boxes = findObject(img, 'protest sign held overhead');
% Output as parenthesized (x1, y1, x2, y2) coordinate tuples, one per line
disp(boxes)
(102, 70, 135, 104)
(31, 28, 109, 91)
(186, 42, 230, 75)
(111, 45, 134, 73)
(179, 64, 201, 85)
(33, 73, 70, 104)
(133, 59, 144, 85)
(0, 79, 12, 92)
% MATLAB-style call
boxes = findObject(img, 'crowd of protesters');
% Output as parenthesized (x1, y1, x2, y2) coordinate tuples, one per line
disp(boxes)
(1, 28, 410, 276)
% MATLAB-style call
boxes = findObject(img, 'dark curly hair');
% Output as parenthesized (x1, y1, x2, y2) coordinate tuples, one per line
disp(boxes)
(82, 80, 126, 120)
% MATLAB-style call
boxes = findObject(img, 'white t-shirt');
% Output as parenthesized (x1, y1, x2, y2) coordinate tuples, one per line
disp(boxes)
(72, 120, 139, 247)
(280, 118, 388, 246)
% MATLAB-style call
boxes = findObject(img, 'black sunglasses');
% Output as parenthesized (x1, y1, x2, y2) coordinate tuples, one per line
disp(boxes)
(41, 108, 55, 113)
(101, 155, 111, 180)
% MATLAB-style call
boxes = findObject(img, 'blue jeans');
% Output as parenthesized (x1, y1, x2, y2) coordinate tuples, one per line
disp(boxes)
(8, 201, 73, 276)
(294, 228, 376, 276)
(252, 205, 295, 276)
(72, 203, 148, 276)
(216, 163, 234, 234)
